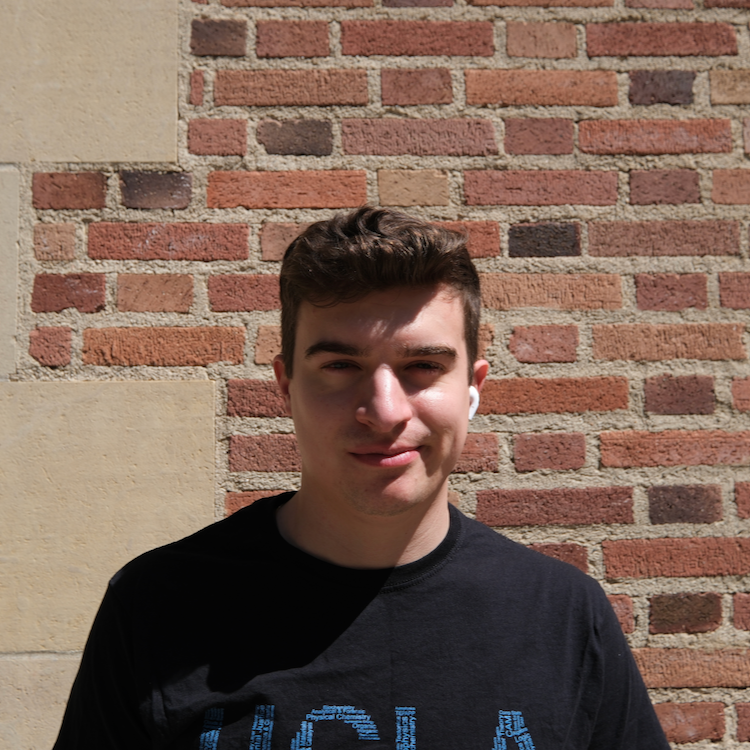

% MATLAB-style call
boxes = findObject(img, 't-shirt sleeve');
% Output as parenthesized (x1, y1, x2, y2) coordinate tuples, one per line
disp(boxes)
(53, 581, 153, 750)
(587, 589, 670, 750)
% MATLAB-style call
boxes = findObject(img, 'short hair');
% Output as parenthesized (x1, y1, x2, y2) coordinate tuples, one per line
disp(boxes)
(279, 206, 481, 380)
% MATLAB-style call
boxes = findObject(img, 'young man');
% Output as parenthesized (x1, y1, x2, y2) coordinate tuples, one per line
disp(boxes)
(55, 207, 669, 749)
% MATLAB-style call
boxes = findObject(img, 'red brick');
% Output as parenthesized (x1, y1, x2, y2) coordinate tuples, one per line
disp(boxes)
(341, 21, 493, 57)
(255, 325, 281, 364)
(256, 20, 329, 58)
(654, 703, 725, 743)
(454, 434, 498, 473)
(514, 432, 585, 471)
(720, 273, 750, 309)
(480, 377, 628, 415)
(29, 327, 71, 367)
(260, 223, 308, 261)
(506, 22, 576, 58)
(227, 379, 286, 417)
(384, 0, 451, 6)
(381, 69, 452, 105)
(587, 23, 737, 57)
(191, 19, 246, 56)
(215, 70, 368, 106)
(342, 119, 497, 156)
(119, 172, 192, 210)
(736, 482, 750, 518)
(628, 0, 691, 8)
(477, 486, 633, 526)
(608, 594, 634, 633)
(189, 70, 204, 106)
(117, 275, 193, 313)
(434, 221, 499, 258)
(82, 327, 244, 366)
(713, 170, 750, 204)
(634, 649, 750, 688)
(88, 223, 248, 261)
(229, 434, 300, 472)
(528, 543, 588, 572)
(32, 173, 106, 210)
(223, 0, 370, 6)
(188, 120, 246, 156)
(509, 325, 578, 363)
(580, 120, 731, 155)
(208, 275, 280, 311)
(630, 170, 700, 205)
(593, 323, 745, 361)
(504, 119, 574, 155)
(33, 224, 76, 261)
(604, 538, 750, 578)
(226, 491, 280, 515)
(706, 0, 750, 5)
(31, 274, 105, 314)
(601, 430, 750, 468)
(636, 274, 707, 311)
(649, 485, 722, 524)
(482, 273, 621, 310)
(739, 705, 750, 741)
(477, 324, 494, 359)
(746, 118, 750, 153)
(588, 221, 739, 257)
(629, 70, 695, 105)
(733, 378, 750, 412)
(466, 171, 617, 206)
(465, 70, 617, 107)
(650, 593, 722, 634)
(734, 593, 750, 629)
(208, 171, 366, 209)
(508, 223, 580, 257)
(645, 375, 715, 415)
(257, 120, 332, 156)
(471, 0, 611, 6)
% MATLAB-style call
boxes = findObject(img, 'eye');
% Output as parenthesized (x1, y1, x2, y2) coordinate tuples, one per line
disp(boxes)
(409, 361, 443, 372)
(323, 360, 357, 371)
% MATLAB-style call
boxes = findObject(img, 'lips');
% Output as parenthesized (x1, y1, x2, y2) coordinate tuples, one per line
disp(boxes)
(349, 446, 422, 468)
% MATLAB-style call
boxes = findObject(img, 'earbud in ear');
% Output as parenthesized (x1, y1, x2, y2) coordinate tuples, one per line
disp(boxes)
(468, 385, 480, 420)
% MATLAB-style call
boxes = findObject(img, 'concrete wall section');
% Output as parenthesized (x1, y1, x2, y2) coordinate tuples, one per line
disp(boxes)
(0, 0, 178, 162)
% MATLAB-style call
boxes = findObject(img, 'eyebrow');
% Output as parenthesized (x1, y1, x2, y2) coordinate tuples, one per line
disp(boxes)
(304, 341, 457, 360)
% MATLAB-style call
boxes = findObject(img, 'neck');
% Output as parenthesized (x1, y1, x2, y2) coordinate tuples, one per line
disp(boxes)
(276, 486, 451, 569)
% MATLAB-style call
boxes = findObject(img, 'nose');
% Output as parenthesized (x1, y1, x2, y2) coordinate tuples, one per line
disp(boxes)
(356, 366, 413, 432)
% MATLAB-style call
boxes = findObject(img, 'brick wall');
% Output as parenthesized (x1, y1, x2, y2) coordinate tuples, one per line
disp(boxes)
(15, 0, 750, 742)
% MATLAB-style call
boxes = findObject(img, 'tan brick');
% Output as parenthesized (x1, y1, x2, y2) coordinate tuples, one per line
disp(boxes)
(601, 430, 750, 468)
(713, 170, 750, 204)
(506, 22, 576, 58)
(33, 224, 75, 261)
(654, 703, 725, 743)
(466, 70, 617, 106)
(482, 273, 621, 310)
(593, 323, 745, 361)
(634, 648, 750, 688)
(117, 274, 193, 313)
(710, 70, 750, 104)
(83, 327, 244, 366)
(378, 170, 449, 206)
(255, 325, 282, 364)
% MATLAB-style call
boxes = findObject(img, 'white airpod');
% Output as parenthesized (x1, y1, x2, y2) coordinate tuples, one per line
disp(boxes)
(468, 385, 480, 420)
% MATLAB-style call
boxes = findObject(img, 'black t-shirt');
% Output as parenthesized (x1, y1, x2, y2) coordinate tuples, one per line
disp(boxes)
(54, 494, 669, 749)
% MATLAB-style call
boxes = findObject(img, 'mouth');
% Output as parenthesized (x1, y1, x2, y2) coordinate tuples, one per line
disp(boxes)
(349, 446, 422, 468)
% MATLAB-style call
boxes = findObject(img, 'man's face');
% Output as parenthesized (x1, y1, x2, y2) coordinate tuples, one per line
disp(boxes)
(274, 285, 488, 517)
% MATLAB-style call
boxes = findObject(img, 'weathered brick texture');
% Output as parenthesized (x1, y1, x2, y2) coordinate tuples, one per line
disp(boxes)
(257, 121, 332, 156)
(635, 274, 707, 311)
(381, 69, 452, 105)
(528, 543, 588, 572)
(208, 275, 280, 312)
(33, 173, 106, 210)
(648, 485, 722, 524)
(33, 224, 76, 261)
(504, 119, 574, 156)
(482, 274, 620, 310)
(587, 23, 737, 57)
(508, 325, 578, 363)
(32, 274, 105, 314)
(513, 432, 586, 471)
(629, 71, 695, 105)
(188, 120, 247, 156)
(634, 649, 750, 688)
(117, 275, 194, 313)
(629, 170, 700, 205)
(653, 703, 725, 743)
(255, 21, 329, 58)
(119, 172, 192, 210)
(644, 375, 715, 415)
(191, 19, 246, 56)
(649, 593, 722, 634)
(29, 327, 71, 367)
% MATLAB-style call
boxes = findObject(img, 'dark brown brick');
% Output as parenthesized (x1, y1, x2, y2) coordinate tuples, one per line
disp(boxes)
(636, 273, 707, 311)
(32, 172, 106, 210)
(648, 484, 722, 524)
(31, 274, 105, 314)
(227, 379, 286, 417)
(257, 120, 332, 156)
(528, 543, 588, 572)
(629, 70, 695, 105)
(508, 223, 580, 257)
(650, 593, 722, 634)
(191, 19, 247, 56)
(630, 170, 700, 205)
(29, 327, 71, 367)
(504, 118, 574, 155)
(119, 172, 192, 210)
(381, 69, 452, 105)
(644, 374, 715, 415)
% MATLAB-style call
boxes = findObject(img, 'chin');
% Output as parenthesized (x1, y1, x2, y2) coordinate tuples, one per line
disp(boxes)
(346, 478, 443, 517)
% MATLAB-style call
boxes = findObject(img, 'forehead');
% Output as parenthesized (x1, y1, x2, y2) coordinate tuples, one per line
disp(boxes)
(295, 285, 466, 353)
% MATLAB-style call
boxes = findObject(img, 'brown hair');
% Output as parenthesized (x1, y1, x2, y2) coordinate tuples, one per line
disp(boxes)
(279, 206, 481, 379)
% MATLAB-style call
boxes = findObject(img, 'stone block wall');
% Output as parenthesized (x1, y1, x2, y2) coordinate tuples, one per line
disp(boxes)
(3, 0, 750, 745)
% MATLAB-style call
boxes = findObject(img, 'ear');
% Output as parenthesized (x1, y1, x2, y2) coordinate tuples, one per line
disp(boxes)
(472, 358, 489, 393)
(273, 354, 293, 417)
